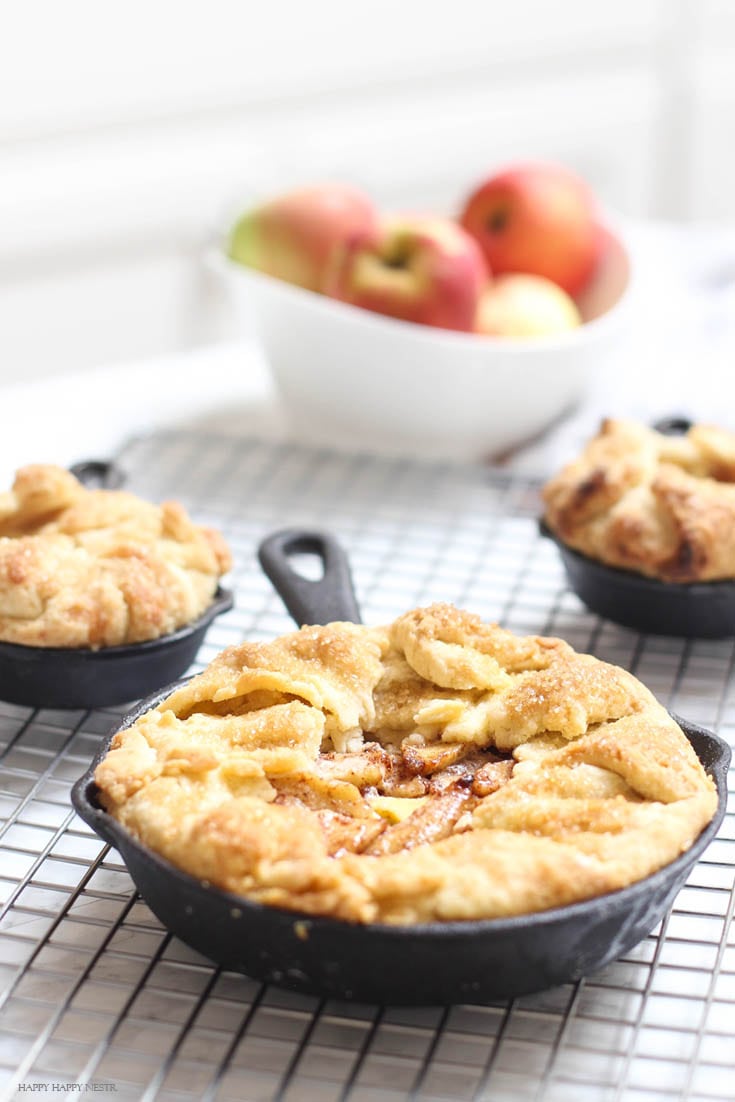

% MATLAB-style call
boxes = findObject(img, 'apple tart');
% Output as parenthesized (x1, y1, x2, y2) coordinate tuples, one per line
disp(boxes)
(0, 464, 232, 648)
(542, 418, 735, 582)
(94, 603, 717, 924)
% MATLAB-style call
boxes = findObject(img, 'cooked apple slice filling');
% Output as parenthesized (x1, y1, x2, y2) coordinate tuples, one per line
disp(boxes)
(273, 735, 515, 855)
(365, 787, 476, 857)
(400, 740, 468, 776)
(313, 810, 386, 857)
(368, 795, 429, 822)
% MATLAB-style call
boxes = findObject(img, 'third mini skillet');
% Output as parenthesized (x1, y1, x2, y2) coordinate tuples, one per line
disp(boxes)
(0, 459, 233, 710)
(541, 417, 735, 638)
(72, 526, 730, 1004)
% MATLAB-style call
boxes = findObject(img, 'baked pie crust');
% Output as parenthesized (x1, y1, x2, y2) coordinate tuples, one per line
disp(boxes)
(95, 603, 717, 924)
(542, 418, 735, 582)
(0, 464, 232, 648)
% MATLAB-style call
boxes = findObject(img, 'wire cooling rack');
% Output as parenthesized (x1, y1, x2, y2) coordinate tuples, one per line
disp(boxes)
(1, 432, 733, 1102)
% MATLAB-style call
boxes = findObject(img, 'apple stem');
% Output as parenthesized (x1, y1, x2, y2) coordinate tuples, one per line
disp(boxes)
(487, 209, 509, 234)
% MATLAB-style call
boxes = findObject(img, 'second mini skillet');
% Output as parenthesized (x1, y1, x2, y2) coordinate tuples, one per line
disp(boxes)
(0, 460, 233, 710)
(541, 525, 735, 638)
(542, 417, 735, 638)
(72, 528, 730, 1004)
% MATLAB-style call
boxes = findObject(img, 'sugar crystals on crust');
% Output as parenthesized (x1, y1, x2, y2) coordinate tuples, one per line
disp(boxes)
(542, 418, 735, 582)
(95, 603, 717, 924)
(0, 464, 232, 648)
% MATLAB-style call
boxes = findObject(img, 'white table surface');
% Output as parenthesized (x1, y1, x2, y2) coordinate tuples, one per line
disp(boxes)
(1, 221, 733, 487)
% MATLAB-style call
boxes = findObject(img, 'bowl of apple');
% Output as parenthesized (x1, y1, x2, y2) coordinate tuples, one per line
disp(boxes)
(219, 164, 631, 461)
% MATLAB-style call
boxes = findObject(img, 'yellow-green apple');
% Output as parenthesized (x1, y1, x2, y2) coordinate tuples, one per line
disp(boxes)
(227, 183, 378, 293)
(324, 216, 487, 331)
(476, 274, 581, 338)
(460, 163, 600, 297)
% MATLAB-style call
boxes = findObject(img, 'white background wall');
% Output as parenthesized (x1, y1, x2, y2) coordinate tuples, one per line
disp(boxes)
(1, 0, 733, 386)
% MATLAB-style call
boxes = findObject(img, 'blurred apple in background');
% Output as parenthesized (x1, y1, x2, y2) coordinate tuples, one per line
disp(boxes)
(224, 165, 621, 340)
(324, 216, 486, 331)
(227, 183, 378, 293)
(476, 274, 581, 338)
(459, 163, 600, 297)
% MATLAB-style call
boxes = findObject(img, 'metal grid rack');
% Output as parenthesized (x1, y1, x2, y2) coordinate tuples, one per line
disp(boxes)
(0, 431, 733, 1102)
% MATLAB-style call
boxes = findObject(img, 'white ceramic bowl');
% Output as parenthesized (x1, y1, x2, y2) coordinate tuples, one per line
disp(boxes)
(218, 224, 631, 461)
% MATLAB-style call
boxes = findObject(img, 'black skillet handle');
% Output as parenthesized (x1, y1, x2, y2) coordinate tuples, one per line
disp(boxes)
(69, 459, 126, 489)
(258, 528, 362, 626)
(652, 416, 693, 437)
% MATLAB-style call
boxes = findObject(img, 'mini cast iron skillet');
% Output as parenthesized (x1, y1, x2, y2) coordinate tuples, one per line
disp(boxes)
(72, 527, 730, 1004)
(541, 417, 735, 638)
(0, 460, 234, 710)
(541, 523, 735, 638)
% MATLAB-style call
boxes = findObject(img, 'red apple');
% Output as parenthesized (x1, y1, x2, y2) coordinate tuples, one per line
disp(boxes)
(227, 183, 378, 293)
(476, 274, 581, 338)
(459, 163, 600, 297)
(324, 216, 487, 331)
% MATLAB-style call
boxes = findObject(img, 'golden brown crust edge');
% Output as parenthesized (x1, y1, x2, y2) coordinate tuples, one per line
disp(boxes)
(94, 604, 717, 925)
(0, 464, 232, 647)
(542, 418, 735, 582)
